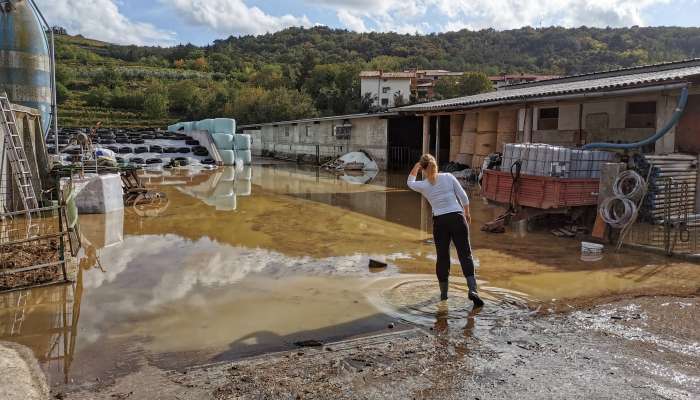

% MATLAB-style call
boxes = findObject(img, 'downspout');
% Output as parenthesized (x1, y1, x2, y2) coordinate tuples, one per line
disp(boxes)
(583, 85, 689, 150)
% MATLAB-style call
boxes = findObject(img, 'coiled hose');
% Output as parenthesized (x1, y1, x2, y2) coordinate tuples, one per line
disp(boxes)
(600, 196, 638, 229)
(612, 170, 646, 201)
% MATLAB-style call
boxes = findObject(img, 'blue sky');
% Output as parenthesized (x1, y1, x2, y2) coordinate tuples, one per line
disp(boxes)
(37, 0, 700, 46)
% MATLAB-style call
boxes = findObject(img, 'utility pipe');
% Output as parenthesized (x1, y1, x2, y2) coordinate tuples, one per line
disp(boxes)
(583, 85, 690, 150)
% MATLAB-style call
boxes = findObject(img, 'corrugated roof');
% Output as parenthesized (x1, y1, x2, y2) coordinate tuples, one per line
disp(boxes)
(394, 60, 700, 113)
(360, 70, 415, 79)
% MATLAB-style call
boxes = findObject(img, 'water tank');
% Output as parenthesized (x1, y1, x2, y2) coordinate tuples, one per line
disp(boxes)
(0, 0, 52, 133)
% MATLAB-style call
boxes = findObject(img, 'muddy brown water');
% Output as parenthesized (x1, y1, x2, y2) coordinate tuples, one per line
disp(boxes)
(1, 162, 698, 390)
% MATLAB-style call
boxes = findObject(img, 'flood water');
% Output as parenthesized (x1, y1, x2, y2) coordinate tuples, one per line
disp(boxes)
(1, 161, 699, 389)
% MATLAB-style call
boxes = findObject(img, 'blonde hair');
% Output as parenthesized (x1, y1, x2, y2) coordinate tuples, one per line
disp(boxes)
(419, 154, 439, 185)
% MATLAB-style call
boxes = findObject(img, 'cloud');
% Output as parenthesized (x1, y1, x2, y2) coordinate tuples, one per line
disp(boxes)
(313, 0, 671, 33)
(34, 0, 175, 46)
(164, 0, 312, 36)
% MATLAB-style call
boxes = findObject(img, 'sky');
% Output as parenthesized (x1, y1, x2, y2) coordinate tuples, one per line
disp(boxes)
(35, 0, 700, 47)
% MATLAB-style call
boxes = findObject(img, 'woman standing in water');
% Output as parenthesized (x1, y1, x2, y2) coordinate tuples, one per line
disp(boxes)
(407, 154, 484, 307)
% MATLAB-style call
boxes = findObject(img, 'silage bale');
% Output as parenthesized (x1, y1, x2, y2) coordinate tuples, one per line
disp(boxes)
(233, 134, 252, 150)
(213, 118, 236, 134)
(235, 149, 252, 164)
(212, 133, 234, 150)
(220, 149, 235, 165)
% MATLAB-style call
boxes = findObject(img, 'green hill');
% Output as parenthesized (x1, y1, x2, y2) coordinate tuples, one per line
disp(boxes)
(55, 26, 700, 128)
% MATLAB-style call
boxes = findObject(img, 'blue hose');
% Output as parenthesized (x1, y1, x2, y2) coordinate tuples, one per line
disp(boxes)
(582, 86, 689, 150)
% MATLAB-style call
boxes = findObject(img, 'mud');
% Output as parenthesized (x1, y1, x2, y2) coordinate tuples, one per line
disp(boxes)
(0, 162, 699, 396)
(64, 296, 699, 400)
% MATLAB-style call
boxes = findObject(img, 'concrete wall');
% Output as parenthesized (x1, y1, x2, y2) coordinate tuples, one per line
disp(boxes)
(513, 92, 677, 151)
(1, 104, 50, 213)
(360, 78, 411, 108)
(247, 116, 389, 169)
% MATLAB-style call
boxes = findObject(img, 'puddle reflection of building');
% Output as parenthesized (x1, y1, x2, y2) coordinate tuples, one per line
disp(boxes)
(176, 166, 252, 211)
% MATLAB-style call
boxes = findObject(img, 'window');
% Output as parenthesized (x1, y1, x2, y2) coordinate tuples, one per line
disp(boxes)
(381, 98, 389, 106)
(305, 125, 311, 137)
(284, 126, 290, 137)
(538, 107, 559, 130)
(382, 87, 390, 94)
(626, 101, 656, 128)
(335, 125, 351, 140)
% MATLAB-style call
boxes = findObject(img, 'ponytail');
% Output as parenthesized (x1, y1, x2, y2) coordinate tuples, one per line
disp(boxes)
(419, 154, 439, 185)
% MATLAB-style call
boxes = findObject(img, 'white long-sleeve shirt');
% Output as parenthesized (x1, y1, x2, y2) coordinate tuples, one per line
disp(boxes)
(407, 173, 470, 216)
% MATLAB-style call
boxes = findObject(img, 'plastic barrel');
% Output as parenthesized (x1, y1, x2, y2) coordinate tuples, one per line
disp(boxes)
(220, 149, 235, 165)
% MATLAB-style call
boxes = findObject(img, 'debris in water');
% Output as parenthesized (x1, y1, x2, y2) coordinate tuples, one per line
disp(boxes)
(294, 340, 323, 348)
(369, 259, 388, 270)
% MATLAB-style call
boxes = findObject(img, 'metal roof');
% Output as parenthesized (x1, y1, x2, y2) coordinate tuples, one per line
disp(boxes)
(394, 59, 700, 113)
(239, 112, 399, 129)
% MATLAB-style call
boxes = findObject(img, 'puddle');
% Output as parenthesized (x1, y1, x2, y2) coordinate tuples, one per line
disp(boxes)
(1, 163, 699, 390)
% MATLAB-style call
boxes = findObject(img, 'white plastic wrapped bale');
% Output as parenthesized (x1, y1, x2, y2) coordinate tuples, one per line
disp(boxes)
(234, 179, 252, 196)
(167, 122, 183, 132)
(195, 119, 214, 132)
(74, 174, 124, 214)
(220, 149, 236, 165)
(213, 133, 234, 150)
(236, 165, 253, 180)
(235, 149, 252, 164)
(338, 151, 378, 171)
(233, 134, 252, 150)
(221, 166, 236, 182)
(213, 118, 236, 134)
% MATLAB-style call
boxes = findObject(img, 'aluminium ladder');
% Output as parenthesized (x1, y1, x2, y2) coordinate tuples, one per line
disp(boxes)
(0, 92, 40, 213)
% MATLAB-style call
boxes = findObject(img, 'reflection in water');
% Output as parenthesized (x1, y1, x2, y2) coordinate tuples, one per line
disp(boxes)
(0, 163, 699, 389)
(0, 270, 83, 384)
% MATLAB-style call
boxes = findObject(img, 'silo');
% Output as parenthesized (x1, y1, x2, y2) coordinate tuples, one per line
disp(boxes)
(0, 0, 52, 134)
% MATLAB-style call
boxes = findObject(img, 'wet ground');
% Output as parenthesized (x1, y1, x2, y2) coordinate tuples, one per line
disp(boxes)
(0, 159, 698, 397)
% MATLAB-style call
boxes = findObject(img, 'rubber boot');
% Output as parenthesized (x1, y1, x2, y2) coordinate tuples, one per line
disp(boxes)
(439, 281, 449, 301)
(466, 275, 484, 307)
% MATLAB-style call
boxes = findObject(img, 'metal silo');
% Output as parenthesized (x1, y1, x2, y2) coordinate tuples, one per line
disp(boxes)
(0, 0, 54, 134)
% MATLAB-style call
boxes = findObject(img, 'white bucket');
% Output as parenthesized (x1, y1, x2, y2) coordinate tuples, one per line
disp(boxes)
(581, 241, 604, 262)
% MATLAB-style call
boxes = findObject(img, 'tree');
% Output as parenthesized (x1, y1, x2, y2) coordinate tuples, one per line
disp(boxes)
(168, 80, 204, 118)
(84, 85, 111, 107)
(56, 82, 70, 104)
(143, 82, 169, 118)
(433, 72, 493, 100)
(92, 66, 122, 89)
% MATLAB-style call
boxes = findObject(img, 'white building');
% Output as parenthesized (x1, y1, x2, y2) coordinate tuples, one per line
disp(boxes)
(360, 71, 413, 109)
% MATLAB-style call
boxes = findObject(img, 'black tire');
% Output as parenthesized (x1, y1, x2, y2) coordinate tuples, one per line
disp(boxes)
(163, 147, 178, 153)
(193, 149, 209, 157)
(119, 147, 133, 154)
(106, 146, 119, 153)
(201, 158, 216, 165)
(116, 137, 130, 143)
(134, 146, 149, 154)
(131, 138, 145, 144)
(149, 145, 163, 153)
(99, 139, 116, 144)
(130, 157, 145, 164)
(186, 140, 200, 146)
(141, 135, 155, 140)
(177, 147, 191, 154)
(116, 157, 125, 163)
(146, 158, 163, 164)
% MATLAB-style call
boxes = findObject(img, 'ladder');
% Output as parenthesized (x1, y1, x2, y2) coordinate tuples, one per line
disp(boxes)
(0, 92, 39, 212)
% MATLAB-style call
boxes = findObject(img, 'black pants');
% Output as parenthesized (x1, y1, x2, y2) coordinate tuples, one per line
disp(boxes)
(433, 212, 475, 282)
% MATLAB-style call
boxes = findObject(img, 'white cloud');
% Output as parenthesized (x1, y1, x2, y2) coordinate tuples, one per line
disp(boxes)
(34, 0, 175, 46)
(164, 0, 312, 36)
(313, 0, 671, 33)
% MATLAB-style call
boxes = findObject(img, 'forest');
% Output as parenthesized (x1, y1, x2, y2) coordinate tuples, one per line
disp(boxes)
(54, 25, 700, 127)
